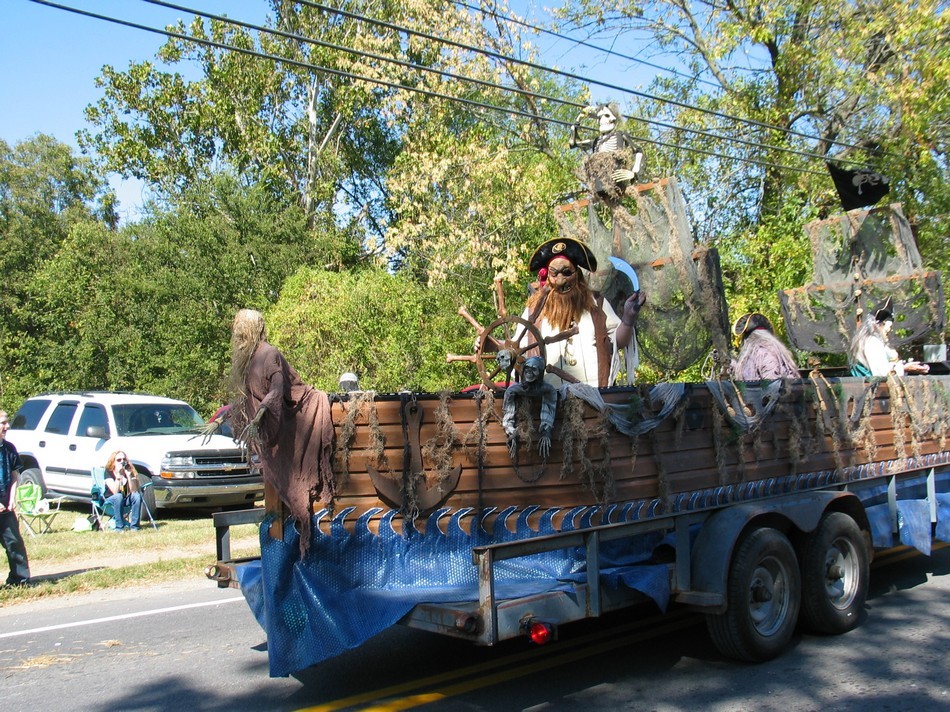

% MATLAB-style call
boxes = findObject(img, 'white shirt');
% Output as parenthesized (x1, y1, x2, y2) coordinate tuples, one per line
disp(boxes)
(864, 335, 903, 377)
(522, 299, 638, 387)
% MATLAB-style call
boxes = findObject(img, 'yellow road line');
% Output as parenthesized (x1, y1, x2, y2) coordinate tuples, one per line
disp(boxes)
(297, 613, 699, 712)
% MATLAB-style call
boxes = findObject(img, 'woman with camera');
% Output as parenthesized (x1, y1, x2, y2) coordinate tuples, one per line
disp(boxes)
(104, 451, 143, 531)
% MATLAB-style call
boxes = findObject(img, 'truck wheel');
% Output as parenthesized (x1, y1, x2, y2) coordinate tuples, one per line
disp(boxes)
(136, 473, 158, 518)
(706, 527, 801, 662)
(19, 467, 46, 496)
(800, 512, 868, 634)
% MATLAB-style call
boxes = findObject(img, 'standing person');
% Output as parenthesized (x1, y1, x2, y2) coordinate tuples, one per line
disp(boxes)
(849, 298, 929, 377)
(731, 312, 799, 380)
(226, 309, 335, 557)
(522, 237, 643, 387)
(0, 410, 30, 585)
(103, 451, 143, 531)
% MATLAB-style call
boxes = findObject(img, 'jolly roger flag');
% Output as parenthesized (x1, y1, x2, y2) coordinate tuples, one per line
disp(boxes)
(827, 162, 890, 211)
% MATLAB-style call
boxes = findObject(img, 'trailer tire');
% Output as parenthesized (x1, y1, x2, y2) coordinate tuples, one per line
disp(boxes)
(800, 511, 868, 634)
(706, 527, 801, 662)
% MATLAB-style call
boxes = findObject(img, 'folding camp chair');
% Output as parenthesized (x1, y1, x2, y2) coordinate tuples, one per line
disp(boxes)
(16, 482, 64, 536)
(90, 467, 157, 530)
(90, 467, 116, 531)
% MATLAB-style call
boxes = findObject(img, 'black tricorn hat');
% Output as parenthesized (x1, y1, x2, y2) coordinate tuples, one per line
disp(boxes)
(732, 312, 773, 338)
(873, 296, 894, 322)
(529, 238, 597, 273)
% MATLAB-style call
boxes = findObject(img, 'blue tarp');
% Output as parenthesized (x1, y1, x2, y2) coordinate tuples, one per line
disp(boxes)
(238, 506, 672, 677)
(240, 469, 950, 677)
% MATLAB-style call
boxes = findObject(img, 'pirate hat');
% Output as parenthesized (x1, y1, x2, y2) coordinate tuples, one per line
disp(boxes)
(873, 297, 894, 322)
(528, 237, 598, 273)
(732, 312, 773, 338)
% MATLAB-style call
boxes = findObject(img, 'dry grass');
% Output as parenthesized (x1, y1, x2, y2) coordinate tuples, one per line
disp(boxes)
(3, 502, 261, 605)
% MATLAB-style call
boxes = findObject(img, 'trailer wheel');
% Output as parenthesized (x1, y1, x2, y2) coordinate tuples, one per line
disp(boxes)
(706, 527, 801, 662)
(800, 512, 869, 634)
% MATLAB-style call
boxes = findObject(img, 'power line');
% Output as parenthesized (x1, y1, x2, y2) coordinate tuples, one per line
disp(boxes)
(293, 0, 876, 159)
(27, 0, 821, 176)
(140, 0, 834, 170)
(453, 0, 722, 90)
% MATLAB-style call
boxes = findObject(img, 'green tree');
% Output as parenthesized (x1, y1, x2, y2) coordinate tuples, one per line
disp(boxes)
(0, 135, 116, 408)
(22, 174, 336, 413)
(267, 266, 487, 393)
(79, 1, 587, 287)
(557, 0, 949, 307)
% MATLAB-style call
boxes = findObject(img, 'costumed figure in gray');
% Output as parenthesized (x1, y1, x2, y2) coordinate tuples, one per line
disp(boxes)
(502, 356, 558, 462)
(731, 313, 799, 380)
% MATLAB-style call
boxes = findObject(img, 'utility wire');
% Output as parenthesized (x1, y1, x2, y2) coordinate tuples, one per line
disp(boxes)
(141, 0, 835, 169)
(453, 0, 722, 90)
(28, 0, 821, 176)
(294, 0, 876, 159)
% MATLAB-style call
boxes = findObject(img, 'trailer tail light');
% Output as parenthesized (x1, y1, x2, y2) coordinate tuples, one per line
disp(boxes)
(522, 618, 555, 645)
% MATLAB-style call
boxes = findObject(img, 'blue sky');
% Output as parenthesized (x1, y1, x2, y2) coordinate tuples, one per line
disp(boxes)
(2, 1, 655, 221)
(2, 1, 269, 221)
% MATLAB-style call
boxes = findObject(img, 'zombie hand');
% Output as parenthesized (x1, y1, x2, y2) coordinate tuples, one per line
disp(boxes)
(538, 424, 552, 460)
(621, 290, 646, 326)
(239, 409, 265, 449)
(507, 434, 518, 461)
(198, 418, 221, 446)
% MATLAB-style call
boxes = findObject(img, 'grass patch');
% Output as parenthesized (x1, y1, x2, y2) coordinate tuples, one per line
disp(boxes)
(4, 503, 261, 605)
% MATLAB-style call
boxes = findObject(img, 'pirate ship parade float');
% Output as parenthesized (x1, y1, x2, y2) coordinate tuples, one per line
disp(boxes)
(213, 136, 950, 678)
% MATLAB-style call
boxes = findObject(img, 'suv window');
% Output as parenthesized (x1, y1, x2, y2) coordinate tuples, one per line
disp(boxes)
(112, 403, 205, 436)
(44, 401, 79, 435)
(12, 399, 51, 430)
(76, 403, 110, 438)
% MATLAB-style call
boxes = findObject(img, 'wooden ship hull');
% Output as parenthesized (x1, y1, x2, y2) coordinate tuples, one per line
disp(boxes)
(237, 372, 950, 678)
(323, 373, 950, 530)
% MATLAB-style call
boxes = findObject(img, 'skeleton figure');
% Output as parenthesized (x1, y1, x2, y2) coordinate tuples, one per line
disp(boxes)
(569, 103, 644, 192)
(502, 356, 558, 460)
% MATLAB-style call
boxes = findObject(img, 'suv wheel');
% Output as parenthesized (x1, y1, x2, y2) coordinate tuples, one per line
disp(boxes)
(19, 467, 46, 496)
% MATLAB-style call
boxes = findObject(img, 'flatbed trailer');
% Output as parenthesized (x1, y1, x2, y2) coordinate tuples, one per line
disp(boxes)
(209, 375, 950, 676)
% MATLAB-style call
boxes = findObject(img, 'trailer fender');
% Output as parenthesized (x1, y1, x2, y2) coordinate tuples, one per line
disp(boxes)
(679, 491, 863, 612)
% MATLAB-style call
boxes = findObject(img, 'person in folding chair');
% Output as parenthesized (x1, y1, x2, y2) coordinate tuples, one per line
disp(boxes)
(102, 451, 144, 532)
(0, 411, 30, 585)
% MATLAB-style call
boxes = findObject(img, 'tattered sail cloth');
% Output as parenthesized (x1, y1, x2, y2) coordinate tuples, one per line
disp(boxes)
(235, 341, 335, 558)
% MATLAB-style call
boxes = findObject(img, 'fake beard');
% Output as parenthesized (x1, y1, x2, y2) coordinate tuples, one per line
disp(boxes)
(539, 281, 595, 333)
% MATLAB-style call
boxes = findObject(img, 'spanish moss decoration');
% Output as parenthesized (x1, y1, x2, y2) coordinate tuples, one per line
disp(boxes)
(511, 397, 544, 483)
(335, 390, 383, 483)
(888, 376, 913, 462)
(558, 394, 613, 503)
(357, 391, 387, 475)
(421, 390, 464, 488)
(810, 374, 848, 472)
(463, 389, 497, 463)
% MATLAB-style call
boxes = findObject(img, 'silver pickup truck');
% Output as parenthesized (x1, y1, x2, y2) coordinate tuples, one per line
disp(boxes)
(9, 391, 262, 511)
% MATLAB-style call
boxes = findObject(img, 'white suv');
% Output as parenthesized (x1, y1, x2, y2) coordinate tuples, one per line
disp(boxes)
(9, 392, 262, 511)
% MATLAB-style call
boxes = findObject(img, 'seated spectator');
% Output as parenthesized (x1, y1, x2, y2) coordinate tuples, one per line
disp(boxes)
(849, 298, 929, 377)
(104, 451, 143, 531)
(732, 312, 799, 380)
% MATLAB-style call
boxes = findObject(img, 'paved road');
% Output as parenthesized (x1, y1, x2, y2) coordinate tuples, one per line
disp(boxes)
(1, 545, 947, 711)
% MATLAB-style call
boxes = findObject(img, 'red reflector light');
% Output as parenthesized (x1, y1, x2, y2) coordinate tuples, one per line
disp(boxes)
(527, 621, 553, 645)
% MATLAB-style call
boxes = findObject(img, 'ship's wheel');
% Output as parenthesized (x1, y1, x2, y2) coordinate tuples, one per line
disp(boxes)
(447, 278, 580, 390)
(475, 315, 545, 389)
